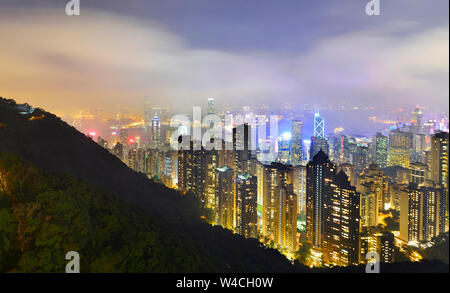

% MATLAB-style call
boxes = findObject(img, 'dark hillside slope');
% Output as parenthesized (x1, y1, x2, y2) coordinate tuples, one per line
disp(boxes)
(0, 97, 297, 272)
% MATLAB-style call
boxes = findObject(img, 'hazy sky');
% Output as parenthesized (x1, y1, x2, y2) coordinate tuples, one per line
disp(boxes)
(0, 0, 448, 114)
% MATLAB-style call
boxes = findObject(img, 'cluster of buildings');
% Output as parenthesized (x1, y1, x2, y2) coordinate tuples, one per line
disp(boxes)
(93, 100, 448, 267)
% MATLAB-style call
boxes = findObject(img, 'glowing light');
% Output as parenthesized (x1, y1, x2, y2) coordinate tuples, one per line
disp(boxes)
(88, 131, 96, 137)
(281, 132, 291, 140)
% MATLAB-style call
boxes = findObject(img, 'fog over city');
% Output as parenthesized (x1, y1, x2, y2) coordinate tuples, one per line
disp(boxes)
(0, 0, 448, 117)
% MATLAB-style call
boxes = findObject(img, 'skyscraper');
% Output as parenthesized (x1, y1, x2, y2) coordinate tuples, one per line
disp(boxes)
(277, 133, 291, 164)
(291, 120, 303, 166)
(310, 136, 329, 159)
(314, 110, 325, 139)
(215, 166, 235, 230)
(306, 150, 360, 266)
(431, 131, 449, 189)
(357, 163, 389, 227)
(151, 113, 161, 150)
(207, 98, 215, 115)
(236, 173, 258, 239)
(387, 129, 413, 168)
(372, 132, 388, 168)
(259, 162, 298, 255)
(400, 183, 446, 243)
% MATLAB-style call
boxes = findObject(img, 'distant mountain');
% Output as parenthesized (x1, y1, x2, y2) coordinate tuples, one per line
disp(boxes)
(0, 97, 447, 273)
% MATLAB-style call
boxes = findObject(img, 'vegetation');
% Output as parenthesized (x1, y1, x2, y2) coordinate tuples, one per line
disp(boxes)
(419, 232, 449, 264)
(295, 241, 312, 265)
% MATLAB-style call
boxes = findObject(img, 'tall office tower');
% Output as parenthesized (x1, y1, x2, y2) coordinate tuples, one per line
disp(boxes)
(147, 148, 163, 179)
(352, 150, 367, 180)
(360, 230, 395, 264)
(309, 136, 329, 158)
(259, 162, 298, 254)
(204, 149, 219, 209)
(218, 139, 235, 169)
(357, 163, 389, 227)
(313, 110, 325, 139)
(372, 132, 388, 168)
(233, 124, 253, 174)
(235, 174, 258, 239)
(387, 129, 413, 168)
(431, 131, 449, 231)
(207, 97, 215, 115)
(277, 133, 291, 164)
(303, 140, 311, 162)
(215, 166, 235, 229)
(306, 150, 360, 266)
(409, 162, 427, 186)
(337, 163, 355, 186)
(136, 148, 147, 173)
(431, 131, 449, 189)
(177, 136, 191, 192)
(144, 97, 152, 133)
(306, 150, 335, 249)
(399, 184, 446, 243)
(151, 113, 161, 150)
(293, 165, 307, 225)
(291, 120, 303, 166)
(128, 148, 138, 171)
(119, 128, 128, 145)
(112, 142, 124, 162)
(323, 171, 360, 266)
(274, 184, 298, 255)
(411, 106, 423, 129)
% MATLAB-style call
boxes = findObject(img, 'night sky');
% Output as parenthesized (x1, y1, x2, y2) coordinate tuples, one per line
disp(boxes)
(0, 0, 448, 115)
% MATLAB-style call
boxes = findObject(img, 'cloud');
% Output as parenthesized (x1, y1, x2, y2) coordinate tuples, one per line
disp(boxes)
(0, 7, 448, 115)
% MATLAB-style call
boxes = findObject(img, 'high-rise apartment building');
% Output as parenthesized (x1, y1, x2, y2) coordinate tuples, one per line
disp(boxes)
(236, 173, 258, 239)
(215, 166, 235, 230)
(291, 120, 303, 166)
(306, 150, 360, 266)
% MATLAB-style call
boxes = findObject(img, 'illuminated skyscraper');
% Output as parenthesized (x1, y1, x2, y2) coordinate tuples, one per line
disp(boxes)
(207, 97, 215, 115)
(372, 132, 388, 168)
(314, 110, 325, 139)
(259, 162, 298, 255)
(236, 173, 258, 239)
(430, 131, 449, 231)
(387, 129, 413, 168)
(357, 163, 389, 227)
(291, 120, 303, 166)
(293, 165, 307, 227)
(215, 166, 235, 230)
(399, 184, 447, 243)
(277, 133, 291, 164)
(431, 131, 449, 189)
(411, 107, 423, 129)
(151, 113, 161, 150)
(306, 150, 360, 266)
(310, 136, 329, 159)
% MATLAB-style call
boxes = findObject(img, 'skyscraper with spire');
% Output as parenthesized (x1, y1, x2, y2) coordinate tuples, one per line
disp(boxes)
(310, 110, 329, 159)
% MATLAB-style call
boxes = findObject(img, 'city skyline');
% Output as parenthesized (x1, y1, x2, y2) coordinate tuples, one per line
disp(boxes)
(0, 0, 448, 277)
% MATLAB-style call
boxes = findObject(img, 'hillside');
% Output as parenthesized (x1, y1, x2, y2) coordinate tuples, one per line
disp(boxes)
(0, 97, 300, 273)
(0, 97, 448, 273)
